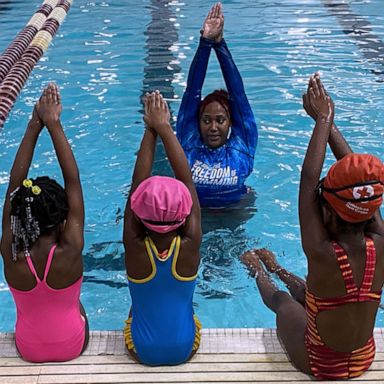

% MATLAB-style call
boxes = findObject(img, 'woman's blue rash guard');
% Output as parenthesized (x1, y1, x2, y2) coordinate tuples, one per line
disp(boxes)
(176, 37, 258, 208)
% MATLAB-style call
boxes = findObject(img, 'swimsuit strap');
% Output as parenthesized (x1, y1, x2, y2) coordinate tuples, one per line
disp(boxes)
(42, 244, 57, 282)
(360, 236, 376, 293)
(147, 236, 178, 262)
(332, 241, 357, 294)
(25, 254, 41, 284)
(333, 236, 377, 294)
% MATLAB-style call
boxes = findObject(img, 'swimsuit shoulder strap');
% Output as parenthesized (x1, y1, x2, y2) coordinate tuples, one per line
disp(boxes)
(332, 241, 358, 293)
(171, 235, 198, 281)
(360, 236, 377, 292)
(147, 236, 178, 262)
(42, 244, 58, 282)
(25, 254, 41, 284)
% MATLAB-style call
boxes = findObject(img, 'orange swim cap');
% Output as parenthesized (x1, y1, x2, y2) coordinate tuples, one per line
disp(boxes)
(322, 153, 384, 223)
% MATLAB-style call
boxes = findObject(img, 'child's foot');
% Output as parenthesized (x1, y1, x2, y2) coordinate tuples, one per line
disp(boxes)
(240, 250, 264, 278)
(254, 248, 280, 274)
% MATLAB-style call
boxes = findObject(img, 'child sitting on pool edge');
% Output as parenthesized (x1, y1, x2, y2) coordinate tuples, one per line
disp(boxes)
(123, 91, 202, 366)
(0, 83, 89, 362)
(241, 74, 384, 380)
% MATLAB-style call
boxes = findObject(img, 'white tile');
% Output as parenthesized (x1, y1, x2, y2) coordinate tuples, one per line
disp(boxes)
(2, 328, 384, 356)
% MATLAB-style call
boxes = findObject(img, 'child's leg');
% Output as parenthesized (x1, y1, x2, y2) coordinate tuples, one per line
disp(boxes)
(253, 248, 306, 306)
(241, 251, 311, 375)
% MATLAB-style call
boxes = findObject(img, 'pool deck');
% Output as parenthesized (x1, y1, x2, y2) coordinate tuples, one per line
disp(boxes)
(1, 328, 384, 383)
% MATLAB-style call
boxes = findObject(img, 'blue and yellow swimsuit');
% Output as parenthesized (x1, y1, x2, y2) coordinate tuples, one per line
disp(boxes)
(124, 236, 201, 366)
(176, 37, 258, 207)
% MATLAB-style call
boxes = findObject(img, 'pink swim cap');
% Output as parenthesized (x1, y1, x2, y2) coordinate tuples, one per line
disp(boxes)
(130, 176, 193, 233)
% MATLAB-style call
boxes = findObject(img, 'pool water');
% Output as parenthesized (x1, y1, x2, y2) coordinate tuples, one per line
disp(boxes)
(0, 0, 383, 331)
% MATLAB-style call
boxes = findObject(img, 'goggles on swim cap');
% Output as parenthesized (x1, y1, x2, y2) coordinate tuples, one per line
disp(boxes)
(318, 153, 384, 223)
(318, 178, 384, 203)
(317, 178, 383, 223)
(140, 218, 187, 234)
(141, 218, 185, 226)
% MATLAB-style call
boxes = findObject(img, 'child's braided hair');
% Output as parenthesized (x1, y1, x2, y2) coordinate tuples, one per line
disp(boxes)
(9, 176, 68, 261)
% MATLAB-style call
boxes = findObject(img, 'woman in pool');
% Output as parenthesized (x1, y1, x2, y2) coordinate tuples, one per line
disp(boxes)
(123, 91, 202, 366)
(176, 3, 258, 208)
(0, 83, 89, 362)
(241, 75, 384, 380)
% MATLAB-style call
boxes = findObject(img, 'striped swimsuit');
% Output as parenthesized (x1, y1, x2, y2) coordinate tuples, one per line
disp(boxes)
(305, 236, 381, 380)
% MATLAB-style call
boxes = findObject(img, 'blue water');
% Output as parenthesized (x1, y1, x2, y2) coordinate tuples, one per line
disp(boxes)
(0, 0, 383, 331)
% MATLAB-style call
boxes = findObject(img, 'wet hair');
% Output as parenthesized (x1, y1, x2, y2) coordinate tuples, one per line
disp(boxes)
(9, 176, 68, 261)
(198, 89, 231, 120)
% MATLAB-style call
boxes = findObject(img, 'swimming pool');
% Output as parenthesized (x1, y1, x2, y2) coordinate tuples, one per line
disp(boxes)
(0, 0, 383, 331)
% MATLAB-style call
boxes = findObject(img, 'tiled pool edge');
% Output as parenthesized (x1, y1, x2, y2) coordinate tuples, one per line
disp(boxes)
(1, 328, 384, 357)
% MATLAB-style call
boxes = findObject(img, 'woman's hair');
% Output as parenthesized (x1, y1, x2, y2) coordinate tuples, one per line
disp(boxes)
(198, 89, 231, 119)
(9, 176, 68, 260)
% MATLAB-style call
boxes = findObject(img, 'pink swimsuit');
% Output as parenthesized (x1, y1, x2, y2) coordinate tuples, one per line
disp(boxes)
(9, 245, 85, 362)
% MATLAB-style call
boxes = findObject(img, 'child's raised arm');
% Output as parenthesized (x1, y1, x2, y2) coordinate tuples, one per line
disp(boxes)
(37, 83, 84, 252)
(299, 75, 334, 256)
(123, 94, 158, 244)
(130, 95, 158, 193)
(302, 74, 352, 160)
(144, 91, 201, 243)
(303, 75, 383, 236)
(1, 105, 43, 260)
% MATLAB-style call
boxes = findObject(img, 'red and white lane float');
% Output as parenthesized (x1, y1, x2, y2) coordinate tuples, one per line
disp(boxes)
(0, 0, 73, 128)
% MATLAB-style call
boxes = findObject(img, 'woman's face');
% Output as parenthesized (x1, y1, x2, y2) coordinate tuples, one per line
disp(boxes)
(199, 101, 231, 148)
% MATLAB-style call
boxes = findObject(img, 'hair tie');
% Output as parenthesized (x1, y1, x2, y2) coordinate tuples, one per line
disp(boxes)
(31, 186, 41, 195)
(23, 179, 33, 188)
(22, 179, 41, 195)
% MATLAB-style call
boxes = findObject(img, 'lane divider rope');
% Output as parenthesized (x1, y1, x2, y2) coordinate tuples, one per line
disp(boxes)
(0, 0, 73, 128)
